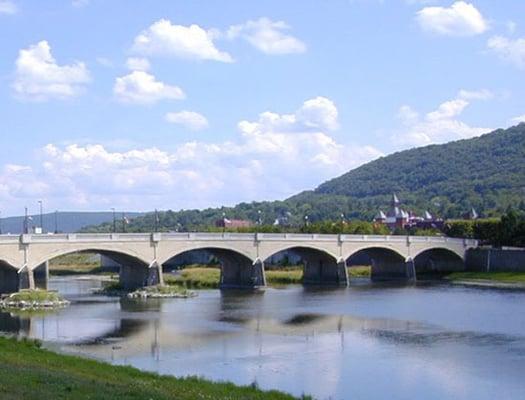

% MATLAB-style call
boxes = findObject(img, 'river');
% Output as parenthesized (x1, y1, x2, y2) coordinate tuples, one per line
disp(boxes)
(1, 276, 525, 400)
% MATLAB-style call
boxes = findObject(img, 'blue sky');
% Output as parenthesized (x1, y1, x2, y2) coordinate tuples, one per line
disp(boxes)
(0, 0, 524, 216)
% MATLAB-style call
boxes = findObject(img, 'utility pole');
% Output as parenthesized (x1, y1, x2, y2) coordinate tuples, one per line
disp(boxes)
(38, 200, 43, 233)
(24, 206, 28, 234)
(111, 208, 116, 233)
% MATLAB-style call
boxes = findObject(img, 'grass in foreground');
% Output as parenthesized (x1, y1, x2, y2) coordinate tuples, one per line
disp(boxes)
(0, 337, 306, 400)
(445, 271, 525, 283)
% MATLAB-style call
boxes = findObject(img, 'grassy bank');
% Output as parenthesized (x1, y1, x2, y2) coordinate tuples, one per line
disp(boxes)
(445, 271, 525, 283)
(0, 337, 305, 400)
(49, 252, 114, 276)
(165, 265, 372, 289)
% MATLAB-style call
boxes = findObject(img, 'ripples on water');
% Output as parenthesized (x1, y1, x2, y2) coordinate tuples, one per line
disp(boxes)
(1, 277, 525, 400)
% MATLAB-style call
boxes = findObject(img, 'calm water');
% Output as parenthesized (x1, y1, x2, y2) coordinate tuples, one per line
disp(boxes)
(2, 276, 525, 400)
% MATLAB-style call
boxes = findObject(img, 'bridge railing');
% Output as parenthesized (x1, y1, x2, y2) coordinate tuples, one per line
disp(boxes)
(0, 232, 478, 247)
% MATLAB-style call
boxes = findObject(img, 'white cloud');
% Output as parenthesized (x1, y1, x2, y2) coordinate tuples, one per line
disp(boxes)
(416, 1, 488, 36)
(165, 111, 209, 131)
(0, 0, 16, 14)
(510, 114, 525, 125)
(12, 41, 90, 101)
(72, 0, 89, 7)
(132, 19, 233, 62)
(0, 98, 382, 212)
(394, 90, 493, 147)
(113, 70, 185, 104)
(227, 17, 306, 55)
(125, 57, 150, 71)
(487, 35, 525, 69)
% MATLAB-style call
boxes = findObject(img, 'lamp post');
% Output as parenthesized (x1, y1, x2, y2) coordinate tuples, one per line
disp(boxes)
(54, 210, 58, 234)
(256, 210, 262, 233)
(38, 200, 43, 233)
(0, 211, 2, 235)
(24, 206, 28, 234)
(111, 208, 116, 233)
(154, 209, 159, 232)
(304, 215, 309, 229)
(222, 212, 226, 234)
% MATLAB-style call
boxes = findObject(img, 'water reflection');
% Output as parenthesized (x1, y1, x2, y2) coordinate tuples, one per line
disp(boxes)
(1, 277, 525, 400)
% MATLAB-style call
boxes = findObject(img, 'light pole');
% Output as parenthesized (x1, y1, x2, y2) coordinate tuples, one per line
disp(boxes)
(0, 211, 2, 235)
(154, 209, 159, 232)
(111, 208, 116, 233)
(38, 200, 43, 233)
(304, 215, 309, 228)
(222, 212, 226, 234)
(54, 210, 58, 234)
(24, 206, 28, 234)
(256, 210, 262, 233)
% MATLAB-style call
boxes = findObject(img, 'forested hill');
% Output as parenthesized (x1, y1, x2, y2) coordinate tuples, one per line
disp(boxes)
(82, 124, 525, 232)
(301, 123, 525, 219)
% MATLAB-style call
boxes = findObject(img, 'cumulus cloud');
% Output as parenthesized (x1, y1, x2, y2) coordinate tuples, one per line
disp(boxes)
(0, 0, 16, 14)
(227, 17, 306, 55)
(113, 70, 185, 104)
(12, 41, 90, 101)
(487, 35, 525, 69)
(132, 19, 233, 62)
(0, 98, 382, 212)
(416, 1, 488, 36)
(394, 89, 493, 146)
(510, 114, 525, 125)
(125, 57, 150, 71)
(165, 111, 209, 131)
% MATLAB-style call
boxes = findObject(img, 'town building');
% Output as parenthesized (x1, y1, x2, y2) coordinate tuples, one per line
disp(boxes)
(374, 194, 443, 231)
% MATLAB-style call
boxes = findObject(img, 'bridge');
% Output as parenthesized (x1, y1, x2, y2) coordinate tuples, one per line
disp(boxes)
(0, 233, 478, 294)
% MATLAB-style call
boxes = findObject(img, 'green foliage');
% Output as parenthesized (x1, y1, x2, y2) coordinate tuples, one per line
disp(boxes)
(445, 271, 525, 283)
(444, 209, 525, 246)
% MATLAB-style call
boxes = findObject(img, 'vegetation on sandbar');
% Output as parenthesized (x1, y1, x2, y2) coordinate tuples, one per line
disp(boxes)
(0, 336, 308, 400)
(0, 289, 69, 309)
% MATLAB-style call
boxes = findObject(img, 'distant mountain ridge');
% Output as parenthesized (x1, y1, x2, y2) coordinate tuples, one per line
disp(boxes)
(1, 212, 144, 234)
(69, 124, 525, 232)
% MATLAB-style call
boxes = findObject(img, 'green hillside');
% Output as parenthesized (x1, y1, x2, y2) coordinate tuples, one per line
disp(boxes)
(82, 124, 525, 232)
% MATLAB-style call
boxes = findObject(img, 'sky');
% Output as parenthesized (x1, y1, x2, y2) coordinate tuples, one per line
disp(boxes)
(0, 0, 524, 216)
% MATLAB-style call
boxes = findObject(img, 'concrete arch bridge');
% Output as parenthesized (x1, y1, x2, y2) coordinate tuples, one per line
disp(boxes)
(0, 233, 478, 293)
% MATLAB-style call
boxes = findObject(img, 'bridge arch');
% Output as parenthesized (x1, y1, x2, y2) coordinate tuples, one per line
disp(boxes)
(161, 247, 263, 288)
(263, 246, 345, 286)
(345, 246, 410, 281)
(412, 247, 465, 278)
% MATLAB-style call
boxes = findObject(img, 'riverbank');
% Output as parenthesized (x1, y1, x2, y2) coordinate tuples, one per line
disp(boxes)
(164, 266, 371, 288)
(445, 272, 525, 289)
(0, 336, 307, 400)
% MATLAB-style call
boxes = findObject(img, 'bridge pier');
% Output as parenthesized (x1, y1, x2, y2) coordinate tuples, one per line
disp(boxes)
(303, 255, 349, 286)
(119, 263, 150, 291)
(218, 250, 265, 289)
(34, 261, 49, 290)
(370, 258, 416, 281)
(18, 266, 35, 290)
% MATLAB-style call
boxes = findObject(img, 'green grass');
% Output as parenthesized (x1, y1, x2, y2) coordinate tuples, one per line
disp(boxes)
(445, 271, 525, 283)
(165, 265, 373, 289)
(5, 289, 63, 303)
(348, 266, 371, 278)
(0, 336, 307, 400)
(165, 267, 221, 289)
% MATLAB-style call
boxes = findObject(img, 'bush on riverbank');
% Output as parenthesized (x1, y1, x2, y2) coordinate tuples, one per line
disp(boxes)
(0, 336, 307, 400)
(128, 285, 195, 299)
